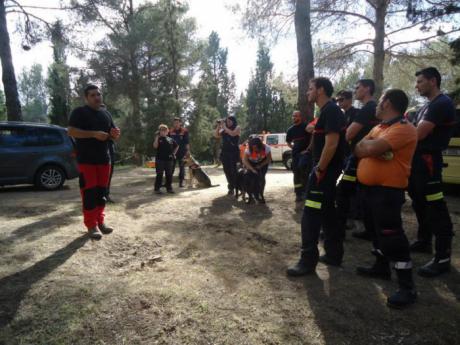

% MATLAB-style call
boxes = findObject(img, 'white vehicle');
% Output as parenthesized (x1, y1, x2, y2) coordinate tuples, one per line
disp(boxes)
(244, 133, 293, 169)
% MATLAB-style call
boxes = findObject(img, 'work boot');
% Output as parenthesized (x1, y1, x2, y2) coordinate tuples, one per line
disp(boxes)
(227, 189, 234, 196)
(88, 227, 102, 240)
(179, 180, 185, 188)
(409, 240, 432, 254)
(167, 189, 175, 194)
(154, 190, 163, 195)
(387, 289, 417, 309)
(98, 224, 113, 235)
(388, 268, 417, 308)
(352, 230, 373, 241)
(286, 258, 315, 277)
(318, 254, 341, 267)
(417, 258, 450, 277)
(356, 253, 391, 280)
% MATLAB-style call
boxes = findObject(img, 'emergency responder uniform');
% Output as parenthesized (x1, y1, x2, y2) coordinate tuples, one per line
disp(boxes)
(287, 101, 346, 274)
(336, 100, 379, 241)
(169, 126, 189, 187)
(69, 105, 116, 234)
(356, 115, 418, 308)
(407, 93, 456, 277)
(286, 121, 311, 201)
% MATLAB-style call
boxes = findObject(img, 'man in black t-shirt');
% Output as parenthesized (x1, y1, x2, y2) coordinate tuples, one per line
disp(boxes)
(407, 67, 456, 277)
(286, 111, 311, 201)
(154, 124, 179, 194)
(336, 90, 358, 127)
(337, 79, 379, 241)
(68, 85, 120, 240)
(287, 77, 346, 276)
(169, 117, 190, 188)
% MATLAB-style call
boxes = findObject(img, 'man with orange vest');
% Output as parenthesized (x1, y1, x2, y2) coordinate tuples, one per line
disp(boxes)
(355, 89, 417, 308)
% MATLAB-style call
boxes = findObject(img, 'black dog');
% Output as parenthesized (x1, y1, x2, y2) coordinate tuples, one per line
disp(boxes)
(235, 167, 261, 204)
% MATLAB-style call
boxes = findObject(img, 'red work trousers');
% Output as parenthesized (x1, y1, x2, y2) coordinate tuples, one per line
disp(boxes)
(78, 164, 111, 229)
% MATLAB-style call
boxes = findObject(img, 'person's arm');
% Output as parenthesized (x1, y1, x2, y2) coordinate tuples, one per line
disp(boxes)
(68, 127, 109, 141)
(346, 122, 363, 142)
(153, 135, 160, 149)
(416, 120, 435, 141)
(214, 125, 222, 138)
(316, 132, 339, 172)
(222, 125, 241, 137)
(354, 137, 391, 158)
(243, 154, 257, 173)
(257, 151, 272, 168)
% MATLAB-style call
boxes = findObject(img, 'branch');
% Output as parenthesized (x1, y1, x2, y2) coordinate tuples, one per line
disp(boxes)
(386, 11, 452, 36)
(311, 8, 375, 27)
(387, 28, 460, 50)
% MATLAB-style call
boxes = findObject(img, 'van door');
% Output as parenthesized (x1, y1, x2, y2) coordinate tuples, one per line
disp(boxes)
(266, 134, 282, 161)
(0, 126, 40, 183)
(442, 110, 460, 184)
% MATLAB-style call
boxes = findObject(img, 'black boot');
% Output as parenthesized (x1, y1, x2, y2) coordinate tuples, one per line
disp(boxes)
(409, 240, 432, 254)
(356, 251, 391, 280)
(318, 254, 341, 267)
(417, 258, 450, 278)
(287, 249, 317, 276)
(387, 268, 417, 309)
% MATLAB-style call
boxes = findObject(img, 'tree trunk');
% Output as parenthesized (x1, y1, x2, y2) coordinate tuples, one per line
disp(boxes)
(294, 0, 314, 121)
(0, 0, 22, 121)
(372, 0, 388, 99)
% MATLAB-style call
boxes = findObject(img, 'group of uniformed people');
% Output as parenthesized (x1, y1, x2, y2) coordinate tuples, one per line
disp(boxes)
(285, 67, 457, 309)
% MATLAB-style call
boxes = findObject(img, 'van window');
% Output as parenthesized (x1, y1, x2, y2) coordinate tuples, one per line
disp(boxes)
(39, 128, 63, 146)
(266, 135, 278, 145)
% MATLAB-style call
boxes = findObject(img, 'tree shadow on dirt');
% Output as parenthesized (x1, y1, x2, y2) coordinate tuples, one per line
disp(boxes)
(0, 207, 81, 247)
(0, 235, 89, 329)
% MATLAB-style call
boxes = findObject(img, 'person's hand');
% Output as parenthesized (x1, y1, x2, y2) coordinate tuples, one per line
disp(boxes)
(94, 131, 109, 141)
(314, 165, 325, 184)
(110, 127, 121, 139)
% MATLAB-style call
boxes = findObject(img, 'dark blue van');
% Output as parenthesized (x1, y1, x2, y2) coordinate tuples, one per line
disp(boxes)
(0, 122, 79, 190)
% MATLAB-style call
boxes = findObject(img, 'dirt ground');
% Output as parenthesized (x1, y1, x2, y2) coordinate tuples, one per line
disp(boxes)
(0, 166, 459, 345)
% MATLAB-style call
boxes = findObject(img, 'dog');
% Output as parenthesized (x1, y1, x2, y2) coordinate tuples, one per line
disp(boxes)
(235, 165, 262, 204)
(183, 155, 217, 188)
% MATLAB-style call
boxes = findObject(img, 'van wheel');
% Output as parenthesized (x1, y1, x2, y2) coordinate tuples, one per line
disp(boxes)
(283, 154, 293, 170)
(35, 165, 66, 190)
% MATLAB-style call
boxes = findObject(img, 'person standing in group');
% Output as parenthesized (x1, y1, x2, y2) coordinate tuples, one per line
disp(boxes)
(153, 124, 179, 194)
(336, 90, 358, 127)
(68, 85, 121, 240)
(407, 67, 456, 277)
(287, 77, 347, 276)
(337, 79, 379, 241)
(355, 89, 417, 308)
(169, 117, 190, 188)
(286, 111, 311, 202)
(214, 116, 241, 195)
(242, 136, 273, 203)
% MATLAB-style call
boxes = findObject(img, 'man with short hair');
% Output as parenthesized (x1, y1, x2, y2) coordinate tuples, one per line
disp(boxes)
(169, 117, 190, 188)
(286, 111, 311, 202)
(342, 79, 380, 241)
(68, 85, 121, 240)
(287, 77, 347, 276)
(336, 90, 358, 126)
(355, 89, 417, 308)
(407, 67, 456, 277)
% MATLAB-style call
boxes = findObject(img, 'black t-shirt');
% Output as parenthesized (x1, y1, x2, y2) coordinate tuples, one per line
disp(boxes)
(156, 136, 178, 161)
(313, 101, 346, 170)
(286, 122, 310, 156)
(344, 106, 358, 126)
(411, 94, 456, 154)
(221, 130, 239, 153)
(168, 127, 189, 158)
(350, 100, 379, 148)
(68, 105, 115, 164)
